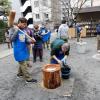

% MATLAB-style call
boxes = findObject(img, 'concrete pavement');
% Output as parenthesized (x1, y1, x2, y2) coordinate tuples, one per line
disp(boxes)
(0, 43, 13, 59)
(0, 48, 13, 59)
(0, 37, 100, 100)
(0, 49, 74, 100)
(0, 39, 74, 100)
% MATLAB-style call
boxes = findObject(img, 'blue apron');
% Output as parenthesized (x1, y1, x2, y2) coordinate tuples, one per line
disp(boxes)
(13, 30, 29, 61)
(51, 49, 64, 64)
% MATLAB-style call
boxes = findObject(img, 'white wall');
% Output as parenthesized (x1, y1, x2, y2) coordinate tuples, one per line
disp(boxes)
(93, 0, 100, 6)
(31, 0, 51, 23)
(11, 0, 22, 22)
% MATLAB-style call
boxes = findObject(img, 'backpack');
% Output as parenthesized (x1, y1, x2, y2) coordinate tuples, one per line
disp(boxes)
(51, 38, 65, 50)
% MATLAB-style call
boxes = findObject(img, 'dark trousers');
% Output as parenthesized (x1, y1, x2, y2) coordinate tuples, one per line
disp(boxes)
(33, 48, 43, 61)
(43, 39, 50, 49)
(97, 35, 100, 50)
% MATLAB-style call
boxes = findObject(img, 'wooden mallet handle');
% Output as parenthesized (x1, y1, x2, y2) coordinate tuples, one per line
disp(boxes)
(18, 28, 36, 42)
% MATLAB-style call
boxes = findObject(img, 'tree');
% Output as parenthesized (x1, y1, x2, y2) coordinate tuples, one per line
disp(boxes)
(59, 0, 90, 42)
(48, 0, 88, 28)
(51, 0, 61, 25)
(0, 20, 7, 43)
(0, 0, 11, 43)
(60, 0, 88, 26)
(0, 0, 11, 15)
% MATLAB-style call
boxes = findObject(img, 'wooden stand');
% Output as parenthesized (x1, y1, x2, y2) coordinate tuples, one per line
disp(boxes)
(68, 27, 87, 38)
(42, 64, 61, 89)
(68, 28, 76, 38)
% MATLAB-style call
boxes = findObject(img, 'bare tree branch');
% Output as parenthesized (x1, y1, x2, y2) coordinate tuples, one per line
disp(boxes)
(58, 0, 88, 25)
(73, 0, 88, 20)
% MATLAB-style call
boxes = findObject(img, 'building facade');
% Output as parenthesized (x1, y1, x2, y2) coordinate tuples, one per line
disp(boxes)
(11, 0, 22, 22)
(31, 0, 51, 24)
(11, 0, 54, 27)
(73, 0, 100, 37)
(11, 0, 33, 27)
(11, 0, 100, 27)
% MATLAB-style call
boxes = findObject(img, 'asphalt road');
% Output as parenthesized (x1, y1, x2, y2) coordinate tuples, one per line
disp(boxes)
(0, 37, 100, 100)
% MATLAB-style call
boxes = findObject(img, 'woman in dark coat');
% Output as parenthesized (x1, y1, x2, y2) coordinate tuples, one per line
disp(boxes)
(32, 25, 43, 62)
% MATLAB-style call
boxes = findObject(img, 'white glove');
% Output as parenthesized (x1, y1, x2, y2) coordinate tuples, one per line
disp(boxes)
(61, 57, 67, 64)
(57, 59, 62, 65)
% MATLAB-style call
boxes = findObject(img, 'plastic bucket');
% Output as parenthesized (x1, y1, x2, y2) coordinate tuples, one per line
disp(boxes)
(61, 66, 71, 79)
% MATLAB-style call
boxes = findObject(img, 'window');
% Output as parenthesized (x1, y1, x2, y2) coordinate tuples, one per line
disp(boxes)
(34, 1, 39, 7)
(36, 14, 40, 19)
(42, 0, 48, 6)
(44, 13, 48, 19)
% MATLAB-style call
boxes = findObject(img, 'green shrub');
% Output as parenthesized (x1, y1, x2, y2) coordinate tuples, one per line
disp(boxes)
(0, 20, 7, 43)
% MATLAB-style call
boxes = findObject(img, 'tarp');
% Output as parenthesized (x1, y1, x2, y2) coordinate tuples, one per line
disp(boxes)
(42, 31, 51, 42)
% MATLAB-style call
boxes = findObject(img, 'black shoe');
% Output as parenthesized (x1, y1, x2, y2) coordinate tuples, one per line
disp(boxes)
(40, 59, 43, 62)
(17, 74, 23, 78)
(33, 60, 36, 63)
(27, 63, 32, 68)
(26, 79, 37, 83)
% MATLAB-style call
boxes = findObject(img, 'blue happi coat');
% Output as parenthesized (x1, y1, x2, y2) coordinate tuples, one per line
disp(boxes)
(13, 30, 30, 61)
(51, 49, 65, 64)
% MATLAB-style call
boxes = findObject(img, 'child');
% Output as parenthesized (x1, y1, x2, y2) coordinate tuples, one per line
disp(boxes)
(10, 17, 37, 83)
(76, 24, 82, 42)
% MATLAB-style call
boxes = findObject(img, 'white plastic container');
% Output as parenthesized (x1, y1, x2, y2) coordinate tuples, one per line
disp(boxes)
(76, 41, 87, 53)
(92, 53, 100, 61)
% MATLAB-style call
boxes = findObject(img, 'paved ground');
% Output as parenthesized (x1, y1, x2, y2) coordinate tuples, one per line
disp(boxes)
(69, 37, 100, 100)
(0, 37, 100, 100)
(0, 43, 13, 59)
(0, 43, 9, 52)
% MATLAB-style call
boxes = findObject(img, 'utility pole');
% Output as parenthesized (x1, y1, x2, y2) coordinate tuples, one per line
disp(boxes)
(51, 0, 61, 27)
(91, 0, 93, 7)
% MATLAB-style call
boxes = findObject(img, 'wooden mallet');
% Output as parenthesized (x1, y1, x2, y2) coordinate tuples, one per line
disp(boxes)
(8, 10, 16, 27)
